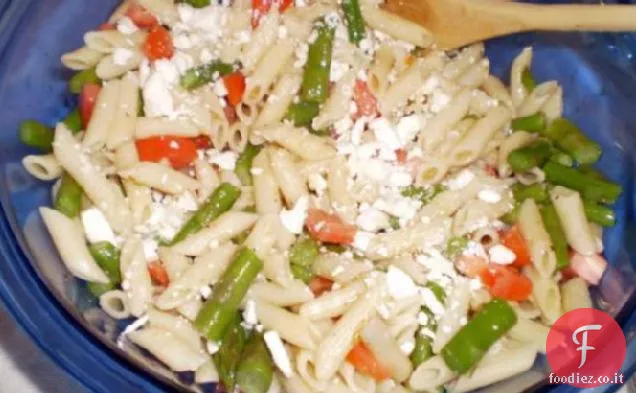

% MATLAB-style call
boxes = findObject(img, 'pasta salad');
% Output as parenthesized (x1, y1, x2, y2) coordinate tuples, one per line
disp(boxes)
(18, 0, 623, 392)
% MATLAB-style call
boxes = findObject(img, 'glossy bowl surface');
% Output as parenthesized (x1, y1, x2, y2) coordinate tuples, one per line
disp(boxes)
(0, 0, 635, 392)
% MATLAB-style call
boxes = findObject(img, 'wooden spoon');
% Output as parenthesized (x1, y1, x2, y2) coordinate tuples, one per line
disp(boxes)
(382, 0, 636, 49)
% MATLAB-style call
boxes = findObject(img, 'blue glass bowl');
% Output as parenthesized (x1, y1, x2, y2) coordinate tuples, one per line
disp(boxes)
(0, 0, 635, 392)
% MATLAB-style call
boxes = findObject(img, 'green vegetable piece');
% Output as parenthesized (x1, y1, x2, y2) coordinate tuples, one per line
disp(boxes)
(62, 109, 82, 133)
(235, 144, 263, 186)
(181, 0, 211, 9)
(441, 299, 517, 374)
(549, 150, 574, 167)
(137, 89, 145, 117)
(69, 68, 101, 94)
(214, 313, 247, 392)
(539, 204, 569, 270)
(510, 113, 546, 133)
(180, 61, 234, 90)
(170, 183, 241, 245)
(87, 282, 115, 297)
(401, 184, 446, 205)
(289, 238, 320, 267)
(237, 332, 274, 393)
(543, 162, 622, 204)
(410, 334, 434, 368)
(511, 183, 548, 204)
(579, 165, 607, 181)
(521, 68, 537, 93)
(426, 281, 446, 304)
(445, 236, 469, 259)
(508, 139, 552, 173)
(54, 172, 83, 218)
(232, 229, 251, 245)
(341, 0, 366, 45)
(388, 216, 400, 230)
(290, 264, 314, 284)
(500, 204, 520, 225)
(541, 118, 601, 165)
(325, 244, 347, 254)
(88, 242, 122, 284)
(195, 248, 264, 341)
(19, 120, 54, 152)
(583, 201, 616, 227)
(300, 22, 335, 103)
(286, 100, 320, 127)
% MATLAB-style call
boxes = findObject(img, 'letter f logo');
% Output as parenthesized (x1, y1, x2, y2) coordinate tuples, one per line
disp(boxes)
(572, 324, 602, 368)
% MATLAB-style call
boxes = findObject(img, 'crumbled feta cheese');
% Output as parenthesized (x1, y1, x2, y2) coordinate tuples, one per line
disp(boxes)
(446, 169, 475, 190)
(418, 311, 430, 326)
(386, 266, 418, 299)
(242, 299, 259, 326)
(214, 79, 228, 96)
(356, 206, 389, 232)
(142, 238, 158, 261)
(478, 189, 501, 204)
(207, 340, 220, 355)
(308, 173, 328, 194)
(81, 208, 117, 244)
(400, 338, 416, 355)
(373, 192, 420, 221)
(420, 286, 445, 316)
(388, 171, 413, 187)
(264, 331, 293, 377)
(430, 89, 451, 113)
(143, 62, 177, 117)
(175, 191, 198, 211)
(279, 196, 309, 234)
(488, 244, 516, 265)
(469, 278, 483, 291)
(208, 150, 237, 170)
(199, 48, 213, 63)
(370, 118, 401, 150)
(117, 17, 139, 35)
(396, 115, 422, 144)
(199, 285, 212, 299)
(352, 231, 374, 252)
(330, 60, 350, 82)
(113, 48, 134, 66)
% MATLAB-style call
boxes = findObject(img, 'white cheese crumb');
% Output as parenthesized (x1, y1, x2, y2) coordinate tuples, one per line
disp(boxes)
(386, 266, 418, 299)
(488, 244, 517, 265)
(207, 340, 220, 355)
(396, 114, 422, 144)
(308, 173, 328, 194)
(420, 287, 445, 316)
(478, 189, 502, 204)
(279, 196, 309, 234)
(446, 169, 475, 190)
(117, 17, 139, 35)
(264, 331, 293, 377)
(113, 48, 134, 66)
(400, 338, 416, 355)
(81, 208, 117, 244)
(370, 118, 402, 150)
(356, 206, 389, 232)
(388, 171, 413, 187)
(199, 285, 212, 299)
(242, 299, 259, 326)
(142, 238, 158, 261)
(352, 231, 374, 252)
(208, 150, 237, 170)
(214, 79, 228, 96)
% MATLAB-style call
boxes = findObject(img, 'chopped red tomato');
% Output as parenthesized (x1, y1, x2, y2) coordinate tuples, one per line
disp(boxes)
(143, 25, 174, 61)
(251, 0, 293, 28)
(126, 3, 158, 29)
(136, 136, 197, 169)
(353, 80, 378, 119)
(499, 225, 532, 268)
(347, 342, 392, 381)
(483, 265, 533, 302)
(79, 84, 102, 128)
(309, 276, 334, 297)
(98, 22, 117, 31)
(223, 105, 238, 124)
(148, 261, 170, 287)
(395, 149, 408, 164)
(222, 72, 246, 106)
(484, 164, 498, 177)
(192, 135, 213, 149)
(305, 209, 357, 245)
(456, 255, 490, 279)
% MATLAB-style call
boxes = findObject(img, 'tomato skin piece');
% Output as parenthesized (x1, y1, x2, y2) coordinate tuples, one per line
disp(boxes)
(136, 136, 197, 169)
(485, 266, 533, 302)
(143, 25, 174, 61)
(276, 0, 294, 12)
(222, 72, 246, 106)
(148, 261, 170, 287)
(192, 135, 213, 149)
(346, 342, 392, 381)
(353, 79, 378, 119)
(223, 105, 238, 124)
(79, 84, 102, 128)
(309, 276, 334, 297)
(126, 3, 159, 28)
(395, 149, 408, 164)
(98, 23, 117, 31)
(251, 0, 293, 28)
(305, 209, 357, 245)
(499, 225, 532, 268)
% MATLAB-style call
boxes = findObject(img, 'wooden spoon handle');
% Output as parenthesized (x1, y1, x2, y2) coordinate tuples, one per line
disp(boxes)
(492, 3, 636, 32)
